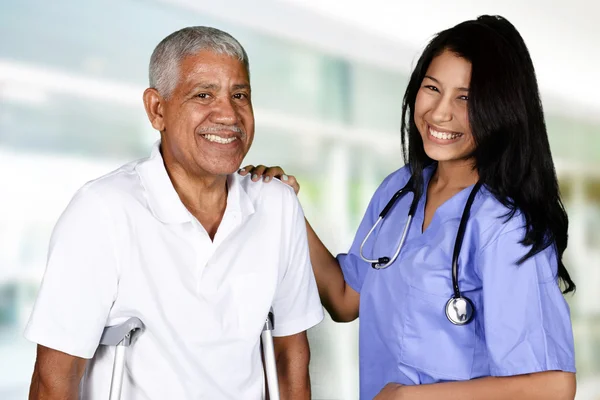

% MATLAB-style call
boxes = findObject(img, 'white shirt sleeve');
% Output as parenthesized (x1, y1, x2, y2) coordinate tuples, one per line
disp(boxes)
(24, 186, 119, 359)
(271, 189, 324, 337)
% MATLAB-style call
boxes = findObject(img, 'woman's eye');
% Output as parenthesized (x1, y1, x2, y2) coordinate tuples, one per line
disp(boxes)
(458, 95, 469, 101)
(424, 85, 439, 92)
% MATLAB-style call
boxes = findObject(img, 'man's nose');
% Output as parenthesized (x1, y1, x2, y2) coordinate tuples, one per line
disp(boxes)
(209, 97, 239, 125)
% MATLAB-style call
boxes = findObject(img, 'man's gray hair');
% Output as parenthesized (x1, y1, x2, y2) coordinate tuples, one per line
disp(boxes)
(149, 26, 249, 98)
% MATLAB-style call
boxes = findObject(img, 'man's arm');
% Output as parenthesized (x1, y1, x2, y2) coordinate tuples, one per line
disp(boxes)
(237, 166, 359, 322)
(376, 371, 576, 400)
(272, 332, 311, 400)
(29, 345, 87, 400)
(24, 187, 120, 398)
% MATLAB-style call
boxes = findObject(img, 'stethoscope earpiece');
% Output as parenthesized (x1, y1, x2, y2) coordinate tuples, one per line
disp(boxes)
(372, 257, 390, 269)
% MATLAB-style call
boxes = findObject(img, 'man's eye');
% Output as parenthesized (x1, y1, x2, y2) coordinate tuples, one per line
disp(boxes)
(197, 93, 209, 99)
(233, 93, 247, 99)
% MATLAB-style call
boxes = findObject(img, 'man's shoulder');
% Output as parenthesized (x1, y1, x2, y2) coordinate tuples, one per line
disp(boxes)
(233, 172, 298, 207)
(70, 158, 148, 214)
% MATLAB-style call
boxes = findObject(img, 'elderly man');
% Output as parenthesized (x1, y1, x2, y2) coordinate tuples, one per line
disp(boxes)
(24, 26, 323, 399)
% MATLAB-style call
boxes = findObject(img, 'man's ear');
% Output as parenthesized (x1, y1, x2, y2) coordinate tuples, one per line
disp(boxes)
(143, 88, 166, 132)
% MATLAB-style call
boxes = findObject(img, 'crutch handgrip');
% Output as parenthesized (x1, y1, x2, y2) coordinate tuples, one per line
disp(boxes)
(100, 317, 145, 400)
(264, 311, 274, 331)
(262, 310, 279, 400)
(100, 317, 145, 347)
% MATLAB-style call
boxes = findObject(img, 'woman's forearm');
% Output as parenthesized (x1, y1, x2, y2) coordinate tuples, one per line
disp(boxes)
(305, 219, 358, 322)
(397, 372, 576, 400)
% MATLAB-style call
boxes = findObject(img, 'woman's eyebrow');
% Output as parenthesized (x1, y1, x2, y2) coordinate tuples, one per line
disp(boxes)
(424, 75, 469, 91)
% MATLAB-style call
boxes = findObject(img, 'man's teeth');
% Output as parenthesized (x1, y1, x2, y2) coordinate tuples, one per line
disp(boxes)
(430, 128, 462, 140)
(203, 134, 237, 144)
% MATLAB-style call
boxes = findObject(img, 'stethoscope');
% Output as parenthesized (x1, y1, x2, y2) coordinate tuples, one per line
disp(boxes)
(359, 177, 483, 326)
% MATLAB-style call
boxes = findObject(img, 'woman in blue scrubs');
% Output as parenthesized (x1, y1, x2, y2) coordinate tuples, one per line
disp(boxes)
(242, 15, 576, 399)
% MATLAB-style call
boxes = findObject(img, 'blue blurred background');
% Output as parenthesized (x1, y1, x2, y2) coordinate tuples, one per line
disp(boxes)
(0, 0, 599, 398)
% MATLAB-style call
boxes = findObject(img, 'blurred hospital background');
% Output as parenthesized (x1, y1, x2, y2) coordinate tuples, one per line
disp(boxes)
(1, 0, 599, 398)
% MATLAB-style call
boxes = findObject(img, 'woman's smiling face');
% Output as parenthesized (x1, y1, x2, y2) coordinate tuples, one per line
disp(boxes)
(414, 50, 475, 163)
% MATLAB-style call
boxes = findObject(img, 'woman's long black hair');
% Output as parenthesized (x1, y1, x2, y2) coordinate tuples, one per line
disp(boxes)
(400, 15, 575, 293)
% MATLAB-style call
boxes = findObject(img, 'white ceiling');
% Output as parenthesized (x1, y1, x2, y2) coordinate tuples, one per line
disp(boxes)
(162, 0, 600, 120)
(279, 0, 600, 118)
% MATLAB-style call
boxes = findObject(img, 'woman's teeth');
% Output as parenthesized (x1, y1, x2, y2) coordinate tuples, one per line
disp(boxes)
(429, 128, 462, 140)
(203, 134, 237, 144)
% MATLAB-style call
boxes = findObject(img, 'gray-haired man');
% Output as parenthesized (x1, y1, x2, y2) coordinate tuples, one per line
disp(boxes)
(25, 27, 323, 399)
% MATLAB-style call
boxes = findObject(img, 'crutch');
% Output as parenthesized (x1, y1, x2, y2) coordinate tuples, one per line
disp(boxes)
(261, 308, 280, 400)
(99, 317, 145, 400)
(99, 314, 277, 400)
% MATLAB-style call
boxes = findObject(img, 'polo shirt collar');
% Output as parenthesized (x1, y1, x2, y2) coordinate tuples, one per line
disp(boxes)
(136, 140, 255, 224)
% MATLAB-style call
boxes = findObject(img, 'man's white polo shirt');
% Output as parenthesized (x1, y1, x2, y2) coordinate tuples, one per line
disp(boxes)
(24, 142, 324, 399)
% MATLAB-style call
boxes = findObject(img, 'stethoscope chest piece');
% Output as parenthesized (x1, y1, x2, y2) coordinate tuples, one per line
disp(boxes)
(445, 296, 474, 325)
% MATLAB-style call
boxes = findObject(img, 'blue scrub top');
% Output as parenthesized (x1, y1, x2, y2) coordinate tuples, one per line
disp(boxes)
(338, 165, 576, 400)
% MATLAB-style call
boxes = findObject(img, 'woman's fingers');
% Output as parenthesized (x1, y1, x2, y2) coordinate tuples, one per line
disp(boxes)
(239, 165, 284, 180)
(280, 173, 300, 195)
(238, 165, 253, 176)
(249, 165, 267, 181)
(237, 165, 299, 194)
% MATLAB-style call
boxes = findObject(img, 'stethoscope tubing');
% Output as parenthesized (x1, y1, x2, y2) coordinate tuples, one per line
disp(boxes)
(358, 176, 482, 325)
